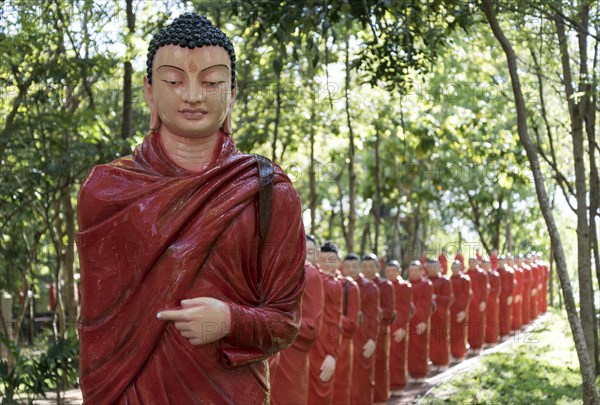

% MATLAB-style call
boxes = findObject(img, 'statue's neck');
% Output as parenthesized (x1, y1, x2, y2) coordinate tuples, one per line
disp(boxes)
(159, 129, 220, 173)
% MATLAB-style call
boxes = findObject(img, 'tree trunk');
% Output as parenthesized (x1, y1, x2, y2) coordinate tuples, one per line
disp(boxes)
(309, 83, 317, 236)
(549, 241, 554, 307)
(61, 188, 77, 332)
(344, 33, 356, 253)
(505, 193, 513, 254)
(555, 9, 596, 371)
(272, 68, 282, 162)
(481, 1, 599, 403)
(585, 7, 600, 375)
(120, 0, 135, 150)
(373, 130, 382, 255)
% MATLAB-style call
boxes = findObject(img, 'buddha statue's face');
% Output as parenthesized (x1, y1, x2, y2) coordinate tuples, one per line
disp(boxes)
(144, 45, 234, 138)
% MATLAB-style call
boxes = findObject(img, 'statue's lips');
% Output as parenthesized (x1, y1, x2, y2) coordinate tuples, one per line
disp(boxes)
(179, 110, 208, 119)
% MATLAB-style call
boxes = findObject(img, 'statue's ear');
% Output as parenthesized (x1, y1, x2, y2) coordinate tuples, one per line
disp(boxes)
(221, 82, 237, 135)
(144, 76, 161, 131)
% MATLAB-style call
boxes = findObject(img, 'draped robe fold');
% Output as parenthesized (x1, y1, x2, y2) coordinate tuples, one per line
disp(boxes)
(497, 265, 515, 337)
(77, 131, 306, 404)
(429, 275, 453, 366)
(449, 274, 471, 360)
(389, 279, 412, 391)
(407, 277, 433, 379)
(271, 263, 324, 405)
(484, 269, 501, 344)
(372, 277, 395, 403)
(332, 274, 361, 405)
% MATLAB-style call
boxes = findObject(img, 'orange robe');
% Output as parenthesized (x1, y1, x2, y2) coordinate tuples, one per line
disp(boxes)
(372, 277, 396, 403)
(76, 130, 306, 404)
(529, 263, 540, 320)
(407, 277, 433, 379)
(484, 269, 501, 344)
(450, 273, 471, 359)
(332, 274, 361, 405)
(389, 278, 412, 390)
(497, 265, 515, 336)
(521, 263, 532, 324)
(429, 274, 453, 366)
(308, 271, 343, 405)
(350, 276, 380, 405)
(466, 267, 489, 350)
(511, 265, 524, 330)
(271, 263, 324, 405)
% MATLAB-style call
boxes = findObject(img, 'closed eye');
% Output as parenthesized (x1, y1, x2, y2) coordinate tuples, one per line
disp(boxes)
(162, 80, 181, 85)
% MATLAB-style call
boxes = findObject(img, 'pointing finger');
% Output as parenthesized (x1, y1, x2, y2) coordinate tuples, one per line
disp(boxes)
(157, 308, 190, 321)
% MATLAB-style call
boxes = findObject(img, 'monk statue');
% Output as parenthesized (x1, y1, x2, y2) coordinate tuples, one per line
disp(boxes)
(407, 260, 434, 382)
(386, 260, 413, 395)
(496, 255, 515, 337)
(332, 253, 362, 405)
(427, 259, 453, 372)
(465, 257, 489, 354)
(76, 13, 306, 404)
(271, 235, 324, 405)
(449, 260, 471, 362)
(482, 258, 501, 346)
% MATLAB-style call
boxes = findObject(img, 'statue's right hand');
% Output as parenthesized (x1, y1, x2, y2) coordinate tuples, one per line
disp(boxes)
(319, 355, 336, 382)
(393, 328, 406, 343)
(362, 339, 376, 358)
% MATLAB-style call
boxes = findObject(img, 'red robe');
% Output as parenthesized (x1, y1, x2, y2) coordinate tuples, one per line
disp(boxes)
(372, 277, 396, 403)
(271, 263, 324, 405)
(450, 273, 471, 360)
(332, 274, 361, 405)
(521, 263, 532, 324)
(511, 265, 524, 330)
(389, 278, 412, 390)
(529, 262, 540, 320)
(539, 261, 548, 313)
(455, 253, 465, 271)
(466, 267, 489, 350)
(429, 274, 453, 366)
(439, 253, 449, 275)
(308, 271, 343, 405)
(484, 269, 501, 344)
(76, 130, 306, 404)
(407, 277, 433, 379)
(497, 265, 515, 336)
(490, 253, 499, 271)
(350, 276, 380, 405)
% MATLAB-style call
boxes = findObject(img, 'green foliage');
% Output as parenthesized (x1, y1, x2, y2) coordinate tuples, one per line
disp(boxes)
(0, 331, 79, 403)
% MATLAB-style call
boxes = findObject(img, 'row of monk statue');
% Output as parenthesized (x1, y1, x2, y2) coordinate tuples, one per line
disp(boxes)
(268, 236, 549, 405)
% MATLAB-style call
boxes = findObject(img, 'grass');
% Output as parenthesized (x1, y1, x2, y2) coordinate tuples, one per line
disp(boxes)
(417, 309, 599, 404)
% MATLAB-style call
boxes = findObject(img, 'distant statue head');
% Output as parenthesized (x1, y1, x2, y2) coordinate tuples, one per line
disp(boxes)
(144, 13, 237, 136)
